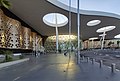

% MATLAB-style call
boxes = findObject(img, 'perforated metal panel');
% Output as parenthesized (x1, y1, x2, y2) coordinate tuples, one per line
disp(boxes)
(22, 27, 31, 49)
(44, 35, 77, 53)
(5, 18, 21, 48)
(0, 9, 5, 48)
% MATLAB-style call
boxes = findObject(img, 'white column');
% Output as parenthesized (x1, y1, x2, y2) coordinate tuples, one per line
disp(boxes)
(77, 0, 80, 64)
(55, 14, 59, 53)
(69, 0, 72, 57)
(101, 32, 105, 49)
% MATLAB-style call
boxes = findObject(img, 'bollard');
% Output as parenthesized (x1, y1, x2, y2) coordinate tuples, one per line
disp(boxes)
(87, 57, 89, 62)
(111, 63, 116, 73)
(92, 58, 95, 64)
(82, 56, 85, 60)
(76, 53, 80, 64)
(99, 60, 103, 68)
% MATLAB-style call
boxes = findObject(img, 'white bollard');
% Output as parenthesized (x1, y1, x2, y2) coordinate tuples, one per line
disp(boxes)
(87, 57, 89, 62)
(82, 56, 85, 60)
(111, 63, 116, 73)
(92, 58, 95, 64)
(99, 60, 103, 68)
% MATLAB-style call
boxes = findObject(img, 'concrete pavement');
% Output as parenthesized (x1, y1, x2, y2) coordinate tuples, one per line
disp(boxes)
(0, 54, 120, 81)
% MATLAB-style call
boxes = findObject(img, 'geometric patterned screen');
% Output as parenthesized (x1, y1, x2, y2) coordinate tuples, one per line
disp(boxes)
(0, 9, 42, 51)
(23, 27, 31, 49)
(32, 32, 37, 51)
(84, 39, 120, 49)
(5, 18, 21, 48)
(0, 9, 5, 48)
(35, 35, 42, 51)
(44, 35, 77, 53)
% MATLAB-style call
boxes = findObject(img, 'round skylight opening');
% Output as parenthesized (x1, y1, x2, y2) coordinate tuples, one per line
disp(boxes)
(89, 37, 98, 40)
(43, 13, 68, 27)
(96, 26, 116, 33)
(114, 34, 120, 38)
(87, 20, 101, 26)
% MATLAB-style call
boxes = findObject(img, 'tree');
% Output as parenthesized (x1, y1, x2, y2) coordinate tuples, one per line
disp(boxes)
(108, 41, 112, 46)
(3, 50, 13, 62)
(0, 0, 11, 9)
(117, 41, 120, 48)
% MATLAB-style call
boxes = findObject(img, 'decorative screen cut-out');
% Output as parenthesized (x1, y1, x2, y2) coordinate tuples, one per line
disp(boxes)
(0, 9, 5, 48)
(32, 32, 37, 51)
(22, 27, 31, 49)
(36, 35, 42, 51)
(0, 9, 42, 50)
(44, 35, 77, 53)
(5, 18, 21, 48)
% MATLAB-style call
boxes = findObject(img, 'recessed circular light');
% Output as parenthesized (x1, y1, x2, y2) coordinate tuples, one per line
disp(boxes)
(114, 34, 120, 38)
(96, 26, 116, 33)
(87, 20, 101, 26)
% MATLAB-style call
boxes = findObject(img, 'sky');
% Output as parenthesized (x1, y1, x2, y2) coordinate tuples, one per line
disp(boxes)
(57, 0, 120, 16)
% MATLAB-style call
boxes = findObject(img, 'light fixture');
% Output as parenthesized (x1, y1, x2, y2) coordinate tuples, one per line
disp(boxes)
(87, 20, 101, 26)
(49, 35, 77, 41)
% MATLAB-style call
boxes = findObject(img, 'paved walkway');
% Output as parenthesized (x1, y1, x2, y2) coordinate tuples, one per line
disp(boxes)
(81, 49, 120, 69)
(0, 54, 120, 81)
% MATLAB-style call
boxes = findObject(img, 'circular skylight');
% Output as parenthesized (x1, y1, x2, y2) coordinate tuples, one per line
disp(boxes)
(89, 37, 98, 40)
(96, 26, 116, 33)
(114, 34, 120, 38)
(87, 20, 101, 26)
(43, 13, 68, 27)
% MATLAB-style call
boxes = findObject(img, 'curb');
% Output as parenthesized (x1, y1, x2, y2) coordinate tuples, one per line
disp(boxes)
(0, 58, 29, 69)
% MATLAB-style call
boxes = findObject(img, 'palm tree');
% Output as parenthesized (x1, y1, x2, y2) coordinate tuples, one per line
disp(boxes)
(0, 0, 11, 9)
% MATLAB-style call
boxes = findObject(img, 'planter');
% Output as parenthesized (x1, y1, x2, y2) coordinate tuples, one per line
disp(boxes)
(0, 58, 29, 69)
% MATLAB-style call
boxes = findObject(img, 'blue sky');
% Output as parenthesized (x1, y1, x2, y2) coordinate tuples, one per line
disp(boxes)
(57, 0, 120, 15)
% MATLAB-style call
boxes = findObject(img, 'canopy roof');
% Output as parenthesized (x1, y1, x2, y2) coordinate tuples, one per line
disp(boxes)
(8, 0, 120, 40)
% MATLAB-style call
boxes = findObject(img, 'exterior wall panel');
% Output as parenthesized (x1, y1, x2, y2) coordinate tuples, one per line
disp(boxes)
(22, 27, 31, 49)
(0, 9, 5, 48)
(5, 18, 21, 49)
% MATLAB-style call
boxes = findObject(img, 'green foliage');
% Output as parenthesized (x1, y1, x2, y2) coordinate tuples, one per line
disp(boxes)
(5, 55, 13, 62)
(3, 50, 13, 55)
(19, 55, 24, 59)
(0, 0, 11, 9)
(108, 41, 114, 46)
(0, 50, 4, 54)
(117, 41, 120, 45)
(3, 50, 13, 62)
